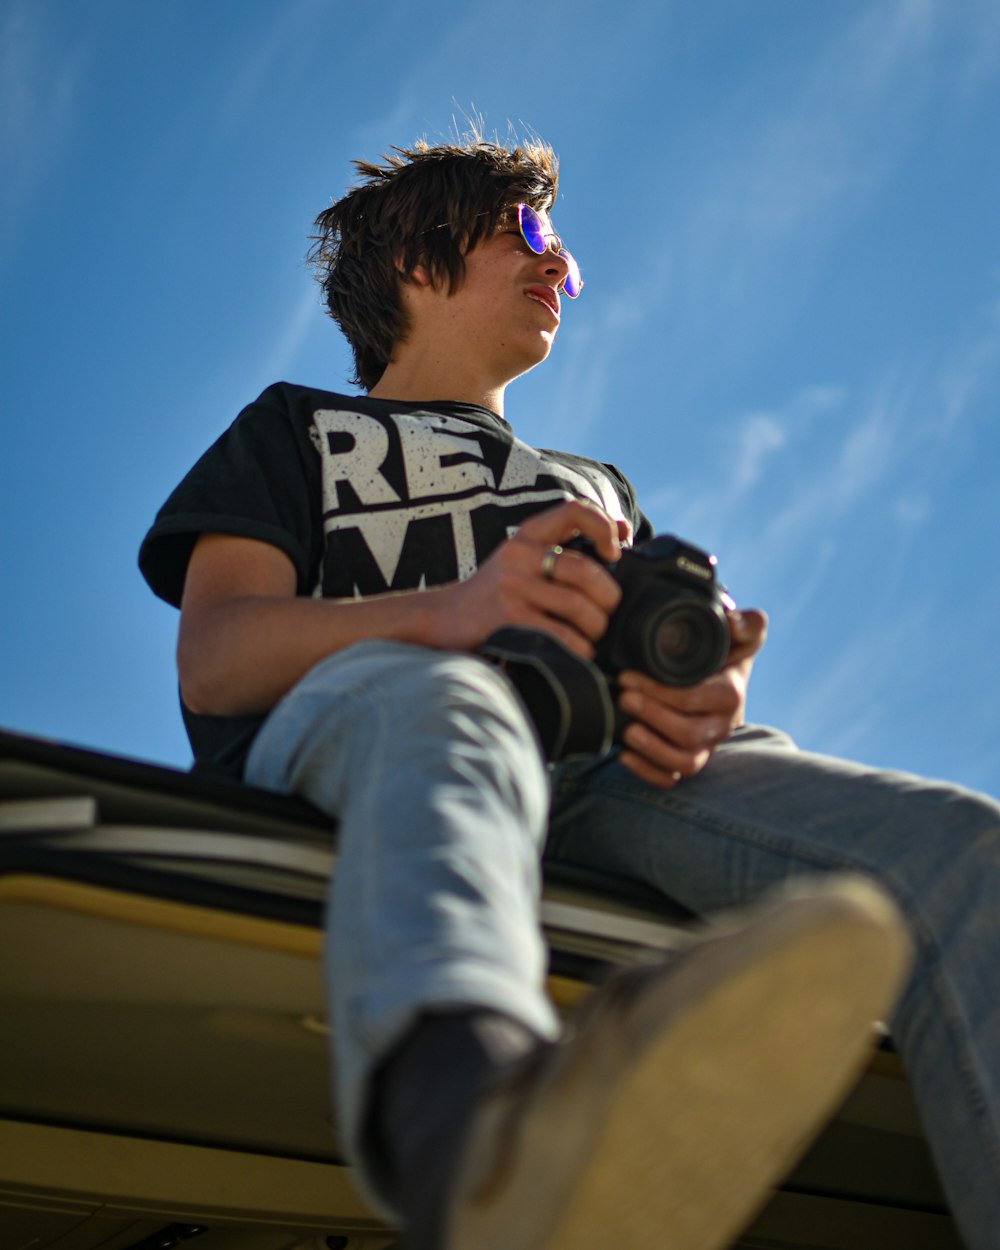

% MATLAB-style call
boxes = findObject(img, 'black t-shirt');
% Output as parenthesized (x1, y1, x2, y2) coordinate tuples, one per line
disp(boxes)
(139, 382, 651, 774)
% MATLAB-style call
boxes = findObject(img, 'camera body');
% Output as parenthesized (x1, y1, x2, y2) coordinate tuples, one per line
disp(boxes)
(572, 533, 734, 687)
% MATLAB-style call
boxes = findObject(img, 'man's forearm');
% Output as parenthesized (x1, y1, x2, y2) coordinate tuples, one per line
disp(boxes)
(176, 500, 625, 718)
(177, 588, 454, 717)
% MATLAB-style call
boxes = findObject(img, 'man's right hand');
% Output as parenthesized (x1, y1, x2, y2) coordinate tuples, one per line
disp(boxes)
(437, 500, 624, 659)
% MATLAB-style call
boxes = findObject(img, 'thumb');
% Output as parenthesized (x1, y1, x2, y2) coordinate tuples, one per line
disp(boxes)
(728, 608, 768, 654)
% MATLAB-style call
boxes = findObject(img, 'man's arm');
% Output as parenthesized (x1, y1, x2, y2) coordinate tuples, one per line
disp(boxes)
(614, 610, 769, 788)
(177, 500, 624, 717)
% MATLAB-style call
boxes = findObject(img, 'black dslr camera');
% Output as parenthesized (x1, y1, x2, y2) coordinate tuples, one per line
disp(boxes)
(571, 533, 734, 687)
(480, 533, 734, 761)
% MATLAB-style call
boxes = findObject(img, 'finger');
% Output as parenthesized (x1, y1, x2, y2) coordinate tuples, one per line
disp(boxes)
(618, 668, 744, 720)
(618, 750, 685, 789)
(726, 608, 768, 661)
(497, 538, 619, 637)
(515, 499, 621, 563)
(544, 547, 622, 614)
(619, 686, 731, 751)
(619, 719, 712, 780)
(531, 579, 614, 643)
(519, 614, 596, 659)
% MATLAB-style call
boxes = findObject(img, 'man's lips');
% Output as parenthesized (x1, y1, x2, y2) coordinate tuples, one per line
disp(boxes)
(525, 285, 560, 320)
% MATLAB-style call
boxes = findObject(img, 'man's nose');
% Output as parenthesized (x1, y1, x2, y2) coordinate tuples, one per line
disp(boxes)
(537, 246, 569, 285)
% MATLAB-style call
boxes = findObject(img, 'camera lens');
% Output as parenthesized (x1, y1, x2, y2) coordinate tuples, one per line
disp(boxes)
(656, 612, 702, 663)
(631, 596, 729, 686)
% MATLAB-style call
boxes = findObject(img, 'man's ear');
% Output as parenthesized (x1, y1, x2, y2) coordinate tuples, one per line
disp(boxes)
(395, 252, 433, 287)
(407, 262, 433, 287)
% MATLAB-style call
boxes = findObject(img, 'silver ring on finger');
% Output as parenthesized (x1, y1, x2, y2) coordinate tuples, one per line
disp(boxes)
(541, 545, 563, 581)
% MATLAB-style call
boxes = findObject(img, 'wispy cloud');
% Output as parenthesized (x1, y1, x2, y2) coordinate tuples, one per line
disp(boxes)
(253, 283, 323, 388)
(626, 0, 1000, 585)
(715, 2, 934, 228)
(640, 382, 854, 546)
(952, 0, 1000, 97)
(209, 0, 330, 138)
(647, 273, 1000, 770)
(935, 285, 1000, 435)
(0, 2, 90, 273)
(768, 606, 931, 762)
(522, 283, 647, 451)
(629, 1, 948, 377)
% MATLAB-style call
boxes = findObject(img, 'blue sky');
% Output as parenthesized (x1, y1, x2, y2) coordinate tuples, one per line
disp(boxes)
(2, 0, 998, 796)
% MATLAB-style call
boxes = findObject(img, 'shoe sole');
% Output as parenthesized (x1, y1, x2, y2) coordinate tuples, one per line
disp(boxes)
(450, 875, 911, 1250)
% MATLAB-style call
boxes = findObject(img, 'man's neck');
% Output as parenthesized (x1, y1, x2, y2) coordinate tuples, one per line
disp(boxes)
(367, 359, 507, 420)
(367, 365, 507, 420)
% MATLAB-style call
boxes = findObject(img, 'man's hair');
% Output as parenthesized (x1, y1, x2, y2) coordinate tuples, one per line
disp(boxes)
(308, 134, 559, 390)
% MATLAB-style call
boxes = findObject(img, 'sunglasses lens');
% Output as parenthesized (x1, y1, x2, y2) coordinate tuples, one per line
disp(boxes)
(517, 203, 548, 254)
(517, 204, 584, 298)
(560, 250, 583, 299)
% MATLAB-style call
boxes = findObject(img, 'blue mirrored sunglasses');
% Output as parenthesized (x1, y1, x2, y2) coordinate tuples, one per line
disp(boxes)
(516, 203, 583, 299)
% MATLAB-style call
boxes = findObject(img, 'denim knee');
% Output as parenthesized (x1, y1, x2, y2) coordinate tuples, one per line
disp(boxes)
(247, 640, 550, 832)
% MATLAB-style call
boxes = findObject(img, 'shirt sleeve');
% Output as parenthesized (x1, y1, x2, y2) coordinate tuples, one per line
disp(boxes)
(597, 459, 654, 545)
(138, 384, 322, 608)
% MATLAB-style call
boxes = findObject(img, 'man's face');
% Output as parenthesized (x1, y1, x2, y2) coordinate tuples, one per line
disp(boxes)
(415, 208, 575, 385)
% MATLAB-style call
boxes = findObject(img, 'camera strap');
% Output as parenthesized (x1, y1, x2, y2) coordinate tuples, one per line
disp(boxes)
(478, 626, 615, 762)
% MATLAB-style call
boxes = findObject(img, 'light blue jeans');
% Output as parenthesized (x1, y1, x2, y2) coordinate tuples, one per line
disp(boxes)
(246, 641, 1000, 1249)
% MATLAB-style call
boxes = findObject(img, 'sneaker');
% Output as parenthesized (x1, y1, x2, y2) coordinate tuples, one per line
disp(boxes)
(445, 874, 912, 1250)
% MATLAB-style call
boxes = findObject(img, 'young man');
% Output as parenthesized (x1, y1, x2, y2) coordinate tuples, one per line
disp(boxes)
(140, 137, 998, 1250)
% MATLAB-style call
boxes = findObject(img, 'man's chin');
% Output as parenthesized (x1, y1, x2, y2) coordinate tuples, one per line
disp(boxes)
(500, 334, 554, 382)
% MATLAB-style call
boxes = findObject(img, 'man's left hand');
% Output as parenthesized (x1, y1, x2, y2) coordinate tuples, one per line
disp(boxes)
(615, 609, 768, 788)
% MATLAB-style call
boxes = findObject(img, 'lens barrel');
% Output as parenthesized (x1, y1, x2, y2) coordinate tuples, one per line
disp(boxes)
(625, 591, 730, 686)
(577, 532, 732, 688)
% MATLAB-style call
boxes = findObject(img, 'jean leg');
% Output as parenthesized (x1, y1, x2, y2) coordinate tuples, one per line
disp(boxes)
(245, 641, 558, 1170)
(546, 726, 1000, 1250)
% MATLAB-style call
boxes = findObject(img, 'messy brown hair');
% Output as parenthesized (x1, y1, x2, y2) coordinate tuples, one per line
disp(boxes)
(308, 134, 559, 390)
